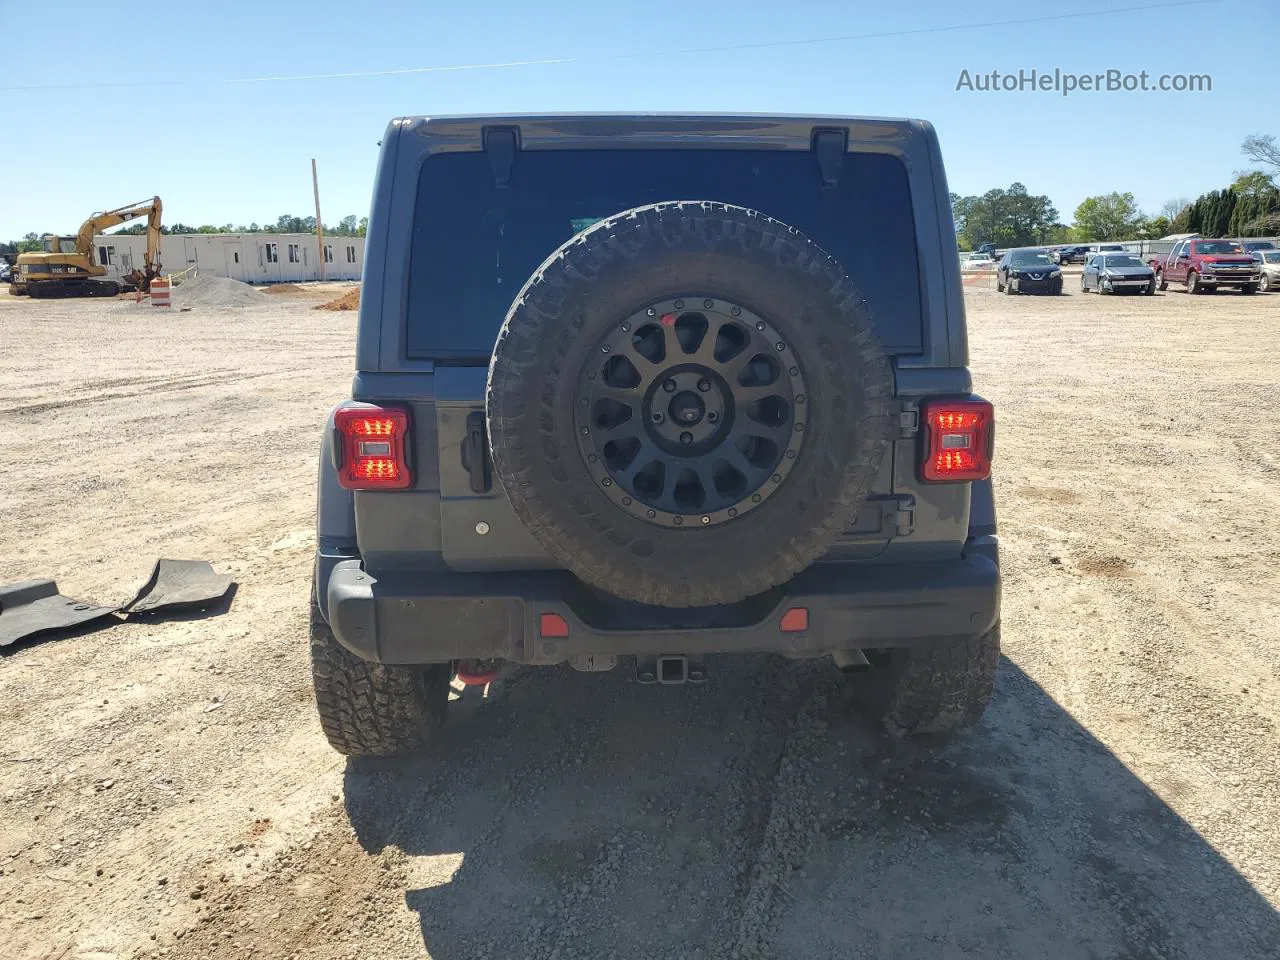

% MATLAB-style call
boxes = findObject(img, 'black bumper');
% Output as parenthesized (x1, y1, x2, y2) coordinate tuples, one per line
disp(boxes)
(1010, 276, 1062, 294)
(321, 540, 1001, 666)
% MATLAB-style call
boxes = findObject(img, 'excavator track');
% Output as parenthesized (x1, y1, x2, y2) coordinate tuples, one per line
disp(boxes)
(26, 279, 123, 299)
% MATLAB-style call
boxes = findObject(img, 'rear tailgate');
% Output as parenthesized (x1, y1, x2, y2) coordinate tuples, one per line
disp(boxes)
(353, 115, 970, 575)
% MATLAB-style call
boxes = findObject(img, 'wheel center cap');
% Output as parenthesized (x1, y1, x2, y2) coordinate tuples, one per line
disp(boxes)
(669, 391, 705, 425)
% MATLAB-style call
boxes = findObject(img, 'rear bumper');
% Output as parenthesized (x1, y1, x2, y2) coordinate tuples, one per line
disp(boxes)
(321, 540, 1001, 666)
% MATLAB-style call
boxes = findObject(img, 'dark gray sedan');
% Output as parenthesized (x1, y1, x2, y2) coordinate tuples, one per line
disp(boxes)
(1081, 253, 1156, 295)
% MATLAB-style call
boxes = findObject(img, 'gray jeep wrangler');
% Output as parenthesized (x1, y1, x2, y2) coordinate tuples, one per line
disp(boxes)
(310, 114, 1000, 757)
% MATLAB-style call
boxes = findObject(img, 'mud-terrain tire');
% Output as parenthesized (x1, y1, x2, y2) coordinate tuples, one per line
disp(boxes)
(487, 201, 894, 608)
(309, 587, 451, 757)
(851, 623, 1001, 736)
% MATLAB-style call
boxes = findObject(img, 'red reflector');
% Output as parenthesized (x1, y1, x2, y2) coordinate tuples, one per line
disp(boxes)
(539, 613, 570, 638)
(780, 607, 809, 633)
(334, 406, 412, 491)
(921, 399, 994, 482)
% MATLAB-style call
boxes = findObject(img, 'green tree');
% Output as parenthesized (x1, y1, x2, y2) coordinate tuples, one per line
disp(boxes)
(1139, 216, 1171, 239)
(1072, 192, 1146, 241)
(951, 183, 1059, 249)
(17, 232, 45, 252)
(357, 217, 369, 238)
(1044, 222, 1075, 244)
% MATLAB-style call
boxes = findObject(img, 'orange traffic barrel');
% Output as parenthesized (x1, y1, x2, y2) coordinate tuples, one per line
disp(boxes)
(151, 278, 171, 308)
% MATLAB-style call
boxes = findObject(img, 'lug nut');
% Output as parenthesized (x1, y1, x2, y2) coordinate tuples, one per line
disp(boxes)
(620, 322, 630, 332)
(675, 299, 685, 309)
(647, 509, 656, 518)
(704, 299, 714, 309)
(701, 516, 711, 525)
(731, 306, 742, 316)
(756, 321, 766, 331)
(663, 379, 677, 393)
(697, 379, 711, 392)
(680, 431, 693, 445)
(646, 307, 656, 317)
(775, 342, 786, 352)
(651, 412, 664, 423)
(707, 411, 718, 423)
(673, 516, 684, 525)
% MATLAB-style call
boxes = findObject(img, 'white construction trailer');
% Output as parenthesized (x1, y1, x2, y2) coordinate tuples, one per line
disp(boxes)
(91, 233, 365, 284)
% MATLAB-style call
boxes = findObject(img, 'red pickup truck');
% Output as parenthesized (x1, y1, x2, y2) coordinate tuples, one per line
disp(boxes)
(1150, 238, 1261, 294)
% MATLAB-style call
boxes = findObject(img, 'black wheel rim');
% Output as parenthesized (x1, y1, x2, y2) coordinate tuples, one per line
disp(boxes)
(574, 297, 807, 529)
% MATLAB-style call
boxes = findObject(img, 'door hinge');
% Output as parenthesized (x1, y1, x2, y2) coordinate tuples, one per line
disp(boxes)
(898, 404, 920, 439)
(869, 495, 915, 537)
(812, 128, 848, 188)
(483, 126, 518, 189)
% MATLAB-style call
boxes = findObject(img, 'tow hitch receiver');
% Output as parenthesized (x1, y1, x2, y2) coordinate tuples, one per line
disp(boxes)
(635, 654, 705, 685)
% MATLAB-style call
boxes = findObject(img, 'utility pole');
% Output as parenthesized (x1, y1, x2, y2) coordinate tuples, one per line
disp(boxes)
(312, 159, 326, 282)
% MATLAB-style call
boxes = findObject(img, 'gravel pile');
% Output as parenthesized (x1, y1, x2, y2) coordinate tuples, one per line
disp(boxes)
(172, 275, 267, 308)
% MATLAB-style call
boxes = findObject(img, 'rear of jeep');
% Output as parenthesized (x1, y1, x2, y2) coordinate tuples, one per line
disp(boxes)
(310, 114, 1000, 757)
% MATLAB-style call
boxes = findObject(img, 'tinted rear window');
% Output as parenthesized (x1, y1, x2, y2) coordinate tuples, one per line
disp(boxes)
(406, 149, 923, 359)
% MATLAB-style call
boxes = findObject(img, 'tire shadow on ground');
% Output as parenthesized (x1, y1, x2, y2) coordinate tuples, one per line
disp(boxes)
(342, 656, 1280, 960)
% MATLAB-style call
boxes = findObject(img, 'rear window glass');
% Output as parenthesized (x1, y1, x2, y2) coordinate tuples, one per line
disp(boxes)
(406, 149, 923, 359)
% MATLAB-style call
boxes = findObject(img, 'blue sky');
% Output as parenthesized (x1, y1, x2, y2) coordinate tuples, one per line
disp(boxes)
(2, 0, 1275, 238)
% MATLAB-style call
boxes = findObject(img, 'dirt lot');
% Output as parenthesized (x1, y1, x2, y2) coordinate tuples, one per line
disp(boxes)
(1, 279, 1278, 960)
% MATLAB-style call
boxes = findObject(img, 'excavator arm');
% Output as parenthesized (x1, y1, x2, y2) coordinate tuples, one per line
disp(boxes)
(76, 197, 163, 278)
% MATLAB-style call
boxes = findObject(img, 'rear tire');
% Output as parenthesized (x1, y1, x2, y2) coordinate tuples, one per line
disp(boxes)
(309, 587, 451, 757)
(850, 624, 1001, 736)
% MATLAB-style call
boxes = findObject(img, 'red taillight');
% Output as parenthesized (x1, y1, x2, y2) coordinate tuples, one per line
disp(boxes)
(334, 406, 412, 490)
(779, 607, 809, 633)
(921, 399, 994, 482)
(539, 613, 570, 638)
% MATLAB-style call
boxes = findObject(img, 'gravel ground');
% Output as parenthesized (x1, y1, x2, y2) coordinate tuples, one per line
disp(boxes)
(0, 281, 1277, 959)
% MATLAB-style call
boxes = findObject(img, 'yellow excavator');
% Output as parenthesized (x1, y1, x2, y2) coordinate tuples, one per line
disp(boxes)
(11, 197, 163, 298)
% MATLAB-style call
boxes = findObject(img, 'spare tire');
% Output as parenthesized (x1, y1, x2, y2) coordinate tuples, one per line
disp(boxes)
(487, 201, 894, 607)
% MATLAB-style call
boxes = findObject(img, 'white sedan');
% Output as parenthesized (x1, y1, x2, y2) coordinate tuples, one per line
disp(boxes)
(962, 253, 996, 272)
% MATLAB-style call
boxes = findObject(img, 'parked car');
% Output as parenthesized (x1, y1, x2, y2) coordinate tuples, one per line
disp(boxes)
(307, 113, 1001, 757)
(1257, 250, 1280, 292)
(975, 241, 999, 258)
(962, 253, 996, 272)
(1239, 240, 1276, 256)
(0, 261, 10, 283)
(996, 249, 1064, 295)
(1052, 245, 1090, 265)
(1081, 253, 1156, 295)
(1149, 238, 1261, 294)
